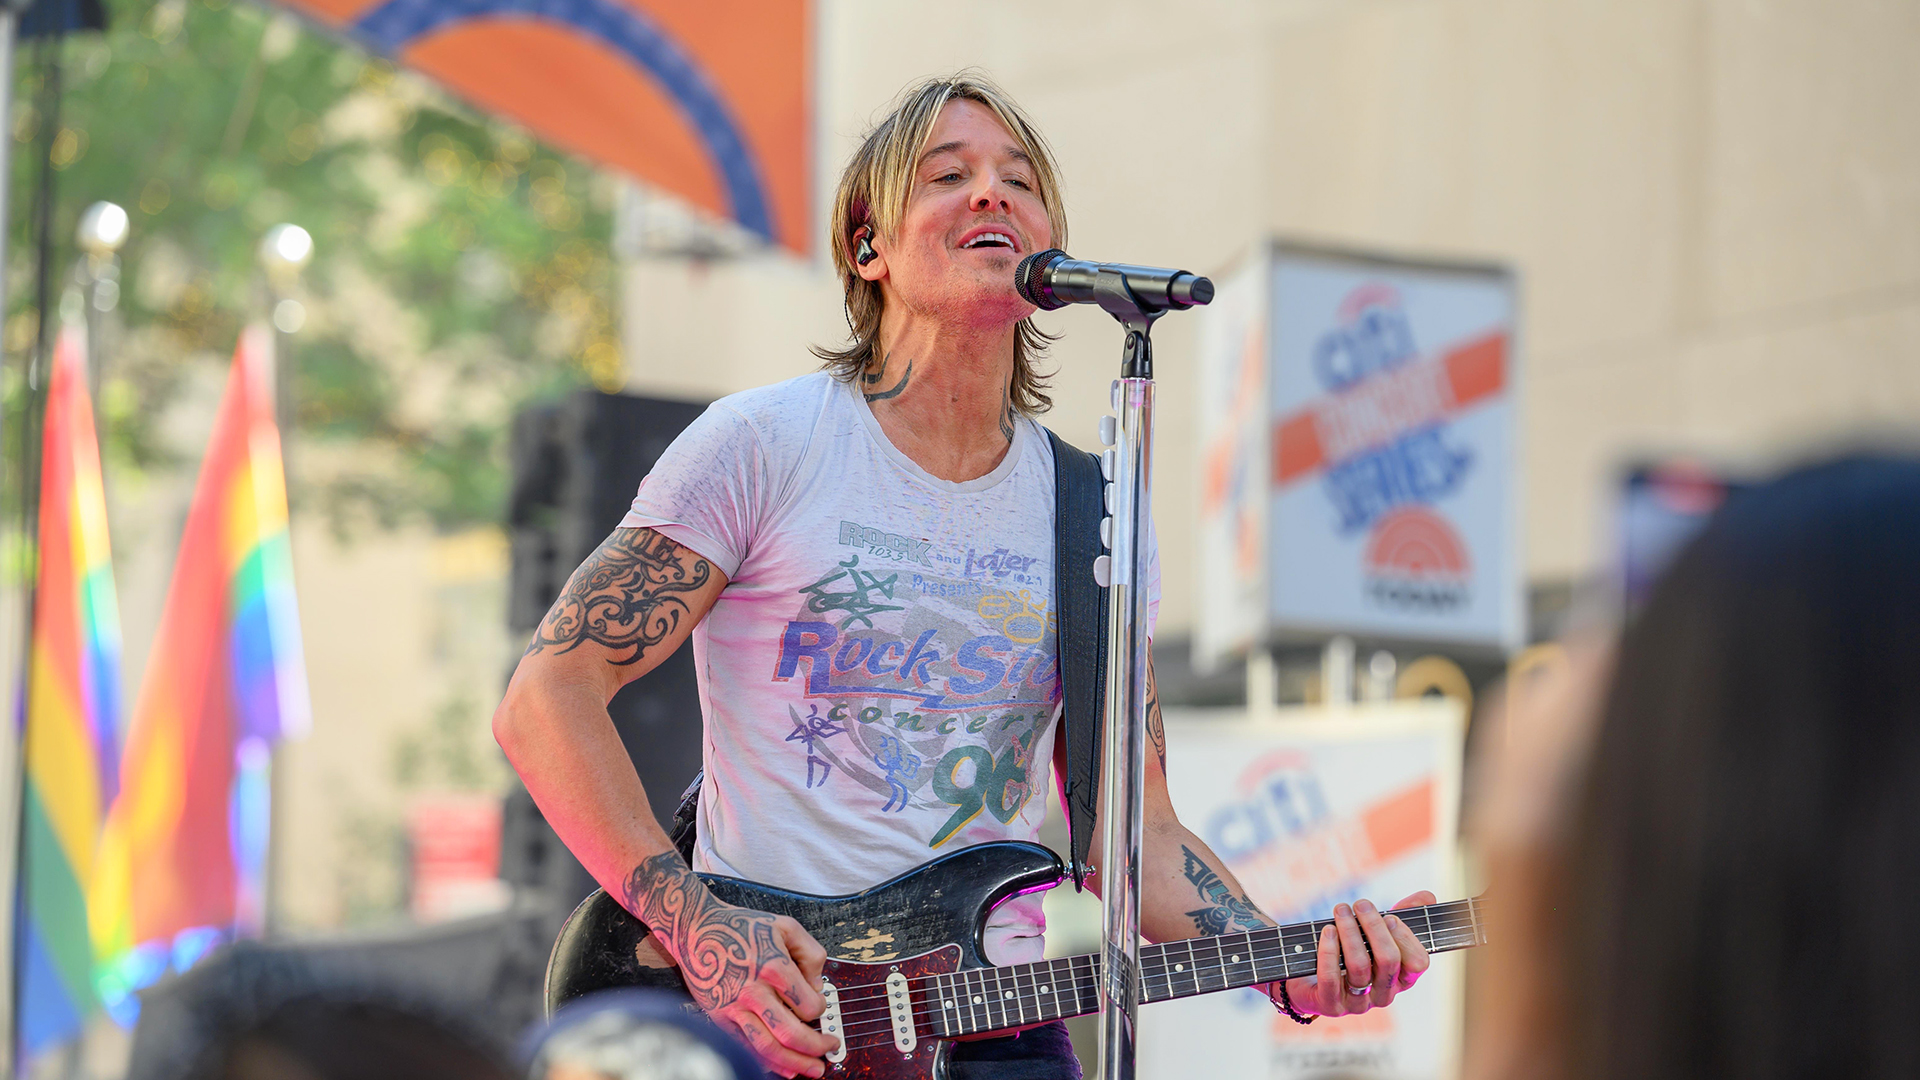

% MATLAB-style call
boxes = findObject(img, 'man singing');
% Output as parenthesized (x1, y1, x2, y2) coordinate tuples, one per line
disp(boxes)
(494, 74, 1433, 1079)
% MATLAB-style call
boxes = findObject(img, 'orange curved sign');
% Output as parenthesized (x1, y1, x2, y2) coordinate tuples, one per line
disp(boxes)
(277, 0, 811, 253)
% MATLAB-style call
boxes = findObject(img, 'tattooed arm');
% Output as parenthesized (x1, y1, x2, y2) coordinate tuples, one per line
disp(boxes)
(494, 528, 835, 1076)
(1070, 655, 1436, 1019)
(622, 851, 835, 1076)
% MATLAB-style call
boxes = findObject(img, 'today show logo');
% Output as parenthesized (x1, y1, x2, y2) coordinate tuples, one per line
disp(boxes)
(1362, 506, 1471, 613)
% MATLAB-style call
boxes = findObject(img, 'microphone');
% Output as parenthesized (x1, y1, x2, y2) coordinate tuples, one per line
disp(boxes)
(1014, 248, 1215, 313)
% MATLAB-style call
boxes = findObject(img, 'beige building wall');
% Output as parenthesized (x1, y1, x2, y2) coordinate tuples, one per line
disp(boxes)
(273, 523, 513, 931)
(620, 0, 1920, 636)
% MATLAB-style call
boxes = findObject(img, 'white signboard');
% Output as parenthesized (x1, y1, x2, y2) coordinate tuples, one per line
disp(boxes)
(1196, 242, 1521, 664)
(1138, 701, 1466, 1080)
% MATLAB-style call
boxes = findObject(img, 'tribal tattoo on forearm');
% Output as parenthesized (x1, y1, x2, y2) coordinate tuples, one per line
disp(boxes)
(1147, 657, 1168, 771)
(1181, 845, 1269, 936)
(527, 528, 711, 665)
(622, 851, 790, 1009)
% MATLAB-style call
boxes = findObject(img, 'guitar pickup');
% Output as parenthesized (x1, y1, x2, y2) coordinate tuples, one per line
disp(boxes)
(885, 971, 917, 1053)
(819, 978, 846, 1063)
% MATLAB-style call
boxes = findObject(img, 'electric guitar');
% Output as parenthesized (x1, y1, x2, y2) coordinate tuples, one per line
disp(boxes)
(545, 841, 1486, 1080)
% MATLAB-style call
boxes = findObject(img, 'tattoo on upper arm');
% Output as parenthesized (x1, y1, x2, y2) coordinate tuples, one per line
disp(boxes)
(863, 353, 913, 403)
(623, 852, 786, 1009)
(1181, 845, 1268, 936)
(1147, 658, 1167, 771)
(527, 528, 712, 665)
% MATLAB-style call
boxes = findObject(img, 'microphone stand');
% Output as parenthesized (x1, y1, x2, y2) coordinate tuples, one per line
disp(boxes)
(1091, 270, 1164, 1080)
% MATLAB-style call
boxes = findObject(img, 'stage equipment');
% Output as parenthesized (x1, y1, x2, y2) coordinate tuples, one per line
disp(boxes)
(1015, 248, 1213, 1080)
(1014, 249, 1214, 313)
(502, 391, 708, 909)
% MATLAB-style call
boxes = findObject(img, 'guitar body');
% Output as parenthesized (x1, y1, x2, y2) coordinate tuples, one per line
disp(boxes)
(545, 841, 1068, 1080)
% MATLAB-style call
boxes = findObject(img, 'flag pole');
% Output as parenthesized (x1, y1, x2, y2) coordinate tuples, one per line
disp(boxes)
(256, 223, 310, 939)
(0, 9, 22, 1070)
(6, 25, 64, 1076)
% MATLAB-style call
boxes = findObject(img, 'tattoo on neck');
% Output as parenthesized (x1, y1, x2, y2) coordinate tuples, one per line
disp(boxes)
(862, 353, 889, 386)
(999, 386, 1016, 444)
(1180, 845, 1269, 936)
(526, 528, 711, 665)
(621, 852, 789, 1009)
(863, 356, 914, 403)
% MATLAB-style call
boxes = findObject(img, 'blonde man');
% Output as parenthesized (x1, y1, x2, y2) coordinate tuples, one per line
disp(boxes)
(495, 74, 1432, 1079)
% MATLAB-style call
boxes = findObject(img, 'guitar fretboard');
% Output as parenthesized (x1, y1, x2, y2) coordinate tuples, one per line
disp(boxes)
(929, 897, 1486, 1038)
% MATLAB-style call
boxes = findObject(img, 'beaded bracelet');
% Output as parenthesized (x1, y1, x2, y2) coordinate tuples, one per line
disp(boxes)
(1271, 980, 1316, 1025)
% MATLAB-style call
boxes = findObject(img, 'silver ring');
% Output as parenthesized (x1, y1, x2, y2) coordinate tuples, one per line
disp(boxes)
(1347, 985, 1372, 996)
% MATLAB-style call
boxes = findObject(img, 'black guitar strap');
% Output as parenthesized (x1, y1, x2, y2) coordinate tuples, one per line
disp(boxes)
(1046, 428, 1109, 893)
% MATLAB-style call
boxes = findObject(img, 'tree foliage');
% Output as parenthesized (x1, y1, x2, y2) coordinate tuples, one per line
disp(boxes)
(8, 0, 622, 533)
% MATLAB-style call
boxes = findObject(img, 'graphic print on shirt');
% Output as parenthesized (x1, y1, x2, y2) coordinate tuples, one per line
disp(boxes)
(773, 528, 1058, 850)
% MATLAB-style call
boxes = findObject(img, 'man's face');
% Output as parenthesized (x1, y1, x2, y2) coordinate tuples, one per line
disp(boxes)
(866, 99, 1054, 330)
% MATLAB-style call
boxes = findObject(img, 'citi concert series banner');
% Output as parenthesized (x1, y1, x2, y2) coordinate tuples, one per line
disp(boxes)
(1138, 701, 1467, 1080)
(1196, 243, 1520, 663)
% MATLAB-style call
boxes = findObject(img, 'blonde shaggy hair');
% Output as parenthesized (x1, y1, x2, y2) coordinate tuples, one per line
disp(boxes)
(812, 73, 1069, 414)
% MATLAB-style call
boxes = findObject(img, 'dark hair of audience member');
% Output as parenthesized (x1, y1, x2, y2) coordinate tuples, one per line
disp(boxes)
(1553, 455, 1920, 1079)
(186, 995, 518, 1080)
(131, 944, 517, 1080)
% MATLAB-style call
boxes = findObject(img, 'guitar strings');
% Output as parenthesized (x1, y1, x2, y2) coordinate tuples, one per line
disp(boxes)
(819, 925, 1485, 1046)
(811, 905, 1482, 1007)
(824, 931, 1487, 1049)
(810, 908, 1485, 1033)
(801, 903, 1488, 1048)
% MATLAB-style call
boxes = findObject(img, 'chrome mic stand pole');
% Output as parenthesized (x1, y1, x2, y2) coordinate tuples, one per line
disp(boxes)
(1092, 271, 1164, 1080)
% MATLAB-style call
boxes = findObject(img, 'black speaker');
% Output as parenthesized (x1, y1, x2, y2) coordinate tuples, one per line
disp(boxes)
(502, 390, 709, 907)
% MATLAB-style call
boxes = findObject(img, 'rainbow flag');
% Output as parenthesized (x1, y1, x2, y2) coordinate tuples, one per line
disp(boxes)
(92, 324, 309, 1005)
(16, 321, 123, 1059)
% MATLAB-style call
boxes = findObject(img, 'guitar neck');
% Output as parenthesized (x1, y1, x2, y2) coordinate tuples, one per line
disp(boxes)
(934, 897, 1487, 1038)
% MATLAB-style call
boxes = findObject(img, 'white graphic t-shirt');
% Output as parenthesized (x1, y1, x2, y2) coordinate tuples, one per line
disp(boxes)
(621, 371, 1158, 964)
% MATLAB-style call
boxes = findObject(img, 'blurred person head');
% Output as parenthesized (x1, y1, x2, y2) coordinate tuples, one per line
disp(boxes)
(526, 990, 759, 1080)
(1473, 454, 1920, 1079)
(815, 71, 1068, 413)
(128, 943, 515, 1080)
(187, 996, 516, 1080)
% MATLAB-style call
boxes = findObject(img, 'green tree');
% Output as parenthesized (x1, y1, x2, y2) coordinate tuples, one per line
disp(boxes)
(7, 0, 624, 534)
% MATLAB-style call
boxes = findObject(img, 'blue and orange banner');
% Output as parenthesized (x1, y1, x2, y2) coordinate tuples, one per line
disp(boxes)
(273, 0, 811, 252)
(92, 325, 310, 994)
(17, 322, 123, 1059)
(1147, 702, 1467, 1078)
(1195, 243, 1521, 657)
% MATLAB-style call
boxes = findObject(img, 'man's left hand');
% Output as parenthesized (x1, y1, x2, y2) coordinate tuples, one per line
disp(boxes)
(1270, 891, 1437, 1018)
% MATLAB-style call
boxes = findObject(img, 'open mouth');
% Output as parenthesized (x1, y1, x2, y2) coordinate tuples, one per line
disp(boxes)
(960, 231, 1018, 252)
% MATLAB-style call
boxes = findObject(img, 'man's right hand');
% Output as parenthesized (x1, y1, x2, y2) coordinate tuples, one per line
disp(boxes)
(623, 852, 838, 1078)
